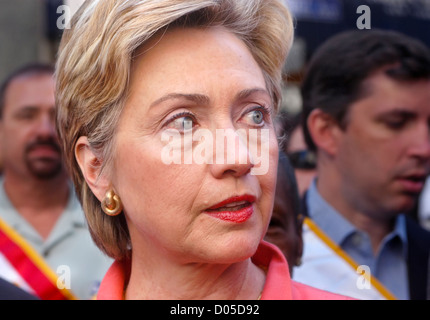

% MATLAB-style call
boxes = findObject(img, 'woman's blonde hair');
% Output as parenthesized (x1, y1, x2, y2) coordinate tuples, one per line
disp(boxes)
(56, 0, 294, 260)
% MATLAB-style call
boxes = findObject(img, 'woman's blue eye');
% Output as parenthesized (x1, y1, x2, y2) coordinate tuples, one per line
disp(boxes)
(243, 108, 266, 126)
(251, 110, 264, 125)
(170, 115, 194, 131)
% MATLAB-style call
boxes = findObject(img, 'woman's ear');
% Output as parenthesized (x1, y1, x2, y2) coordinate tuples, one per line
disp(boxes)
(306, 109, 342, 156)
(75, 136, 110, 202)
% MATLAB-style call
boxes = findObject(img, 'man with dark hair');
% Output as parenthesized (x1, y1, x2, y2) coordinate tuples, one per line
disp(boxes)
(0, 65, 56, 175)
(0, 64, 60, 180)
(0, 63, 112, 300)
(293, 30, 430, 300)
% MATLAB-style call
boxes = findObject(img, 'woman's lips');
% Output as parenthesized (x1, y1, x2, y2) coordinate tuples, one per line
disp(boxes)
(204, 195, 255, 223)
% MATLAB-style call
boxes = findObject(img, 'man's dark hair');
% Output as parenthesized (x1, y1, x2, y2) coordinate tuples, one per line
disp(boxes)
(0, 63, 54, 119)
(301, 29, 430, 151)
(278, 150, 301, 226)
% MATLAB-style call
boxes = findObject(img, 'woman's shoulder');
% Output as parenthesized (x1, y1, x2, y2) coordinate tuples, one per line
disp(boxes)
(291, 280, 355, 300)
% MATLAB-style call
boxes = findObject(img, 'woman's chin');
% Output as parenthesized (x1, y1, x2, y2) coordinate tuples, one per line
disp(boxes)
(194, 236, 261, 265)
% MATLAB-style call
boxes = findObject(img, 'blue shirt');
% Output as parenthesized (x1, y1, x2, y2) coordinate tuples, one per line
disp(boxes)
(306, 180, 409, 300)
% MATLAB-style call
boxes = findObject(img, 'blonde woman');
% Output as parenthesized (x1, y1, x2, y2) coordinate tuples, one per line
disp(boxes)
(56, 0, 348, 300)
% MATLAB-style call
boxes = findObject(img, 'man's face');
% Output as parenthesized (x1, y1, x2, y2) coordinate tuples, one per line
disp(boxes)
(0, 73, 63, 180)
(335, 71, 430, 218)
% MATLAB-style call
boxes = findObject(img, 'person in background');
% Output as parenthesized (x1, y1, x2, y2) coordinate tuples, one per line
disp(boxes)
(55, 0, 350, 300)
(0, 63, 112, 300)
(265, 151, 304, 276)
(281, 112, 317, 197)
(293, 29, 430, 300)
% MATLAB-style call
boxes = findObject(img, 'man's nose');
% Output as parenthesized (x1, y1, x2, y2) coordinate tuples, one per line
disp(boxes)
(409, 123, 430, 164)
(35, 113, 56, 138)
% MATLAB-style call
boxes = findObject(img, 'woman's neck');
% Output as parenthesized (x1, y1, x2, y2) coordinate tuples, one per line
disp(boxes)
(124, 252, 265, 300)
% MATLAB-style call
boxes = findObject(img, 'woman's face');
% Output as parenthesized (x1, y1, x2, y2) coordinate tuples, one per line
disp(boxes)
(111, 27, 278, 264)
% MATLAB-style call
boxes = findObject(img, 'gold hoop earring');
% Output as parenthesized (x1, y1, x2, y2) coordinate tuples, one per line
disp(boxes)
(101, 190, 123, 216)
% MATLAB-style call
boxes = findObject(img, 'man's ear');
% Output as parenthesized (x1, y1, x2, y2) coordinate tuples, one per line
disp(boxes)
(307, 109, 342, 156)
(75, 136, 110, 202)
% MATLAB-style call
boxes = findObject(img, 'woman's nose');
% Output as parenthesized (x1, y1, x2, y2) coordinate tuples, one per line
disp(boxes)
(209, 128, 254, 179)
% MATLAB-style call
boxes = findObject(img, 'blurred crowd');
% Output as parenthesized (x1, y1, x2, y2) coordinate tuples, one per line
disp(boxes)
(0, 0, 429, 300)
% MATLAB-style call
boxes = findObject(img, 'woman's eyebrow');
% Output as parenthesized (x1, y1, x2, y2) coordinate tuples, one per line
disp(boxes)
(149, 93, 210, 109)
(149, 87, 270, 110)
(235, 88, 271, 101)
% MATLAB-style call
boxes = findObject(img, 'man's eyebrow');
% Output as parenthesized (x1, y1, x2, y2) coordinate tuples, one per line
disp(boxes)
(13, 106, 39, 114)
(376, 108, 417, 118)
(149, 93, 210, 109)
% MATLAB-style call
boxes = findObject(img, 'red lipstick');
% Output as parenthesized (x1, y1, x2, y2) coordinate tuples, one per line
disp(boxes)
(205, 195, 255, 223)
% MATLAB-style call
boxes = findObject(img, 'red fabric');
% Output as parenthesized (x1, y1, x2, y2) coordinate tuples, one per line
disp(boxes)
(255, 241, 350, 300)
(97, 241, 350, 300)
(0, 227, 69, 300)
(96, 259, 129, 300)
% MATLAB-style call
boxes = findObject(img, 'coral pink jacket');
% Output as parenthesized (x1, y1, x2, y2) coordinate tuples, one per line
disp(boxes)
(97, 241, 351, 300)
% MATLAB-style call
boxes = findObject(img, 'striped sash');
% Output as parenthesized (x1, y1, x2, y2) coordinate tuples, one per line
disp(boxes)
(0, 217, 77, 300)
